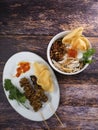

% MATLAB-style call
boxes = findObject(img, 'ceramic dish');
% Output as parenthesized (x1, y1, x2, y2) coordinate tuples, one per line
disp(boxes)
(47, 31, 92, 75)
(3, 51, 60, 121)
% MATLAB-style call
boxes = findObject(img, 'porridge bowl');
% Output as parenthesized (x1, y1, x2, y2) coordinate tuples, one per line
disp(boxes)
(47, 27, 95, 75)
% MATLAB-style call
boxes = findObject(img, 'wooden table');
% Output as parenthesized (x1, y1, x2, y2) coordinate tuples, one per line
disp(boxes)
(0, 0, 98, 129)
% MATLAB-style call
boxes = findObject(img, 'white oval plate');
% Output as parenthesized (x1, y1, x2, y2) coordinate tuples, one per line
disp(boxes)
(3, 51, 60, 121)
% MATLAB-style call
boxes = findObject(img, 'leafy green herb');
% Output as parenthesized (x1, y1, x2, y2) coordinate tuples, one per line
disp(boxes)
(83, 48, 95, 64)
(4, 79, 26, 103)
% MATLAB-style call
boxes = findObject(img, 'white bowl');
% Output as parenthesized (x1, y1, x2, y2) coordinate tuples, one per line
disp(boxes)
(47, 31, 92, 75)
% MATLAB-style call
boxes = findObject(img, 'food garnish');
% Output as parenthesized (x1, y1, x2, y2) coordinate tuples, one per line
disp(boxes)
(82, 48, 96, 64)
(15, 61, 30, 77)
(50, 27, 95, 73)
(4, 79, 26, 103)
(33, 62, 54, 92)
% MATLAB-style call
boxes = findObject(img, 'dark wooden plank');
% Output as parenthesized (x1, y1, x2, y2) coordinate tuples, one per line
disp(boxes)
(0, 0, 98, 127)
(0, 0, 98, 36)
(60, 84, 98, 107)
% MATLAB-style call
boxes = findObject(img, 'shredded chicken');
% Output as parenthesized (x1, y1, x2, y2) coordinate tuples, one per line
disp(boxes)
(52, 57, 83, 73)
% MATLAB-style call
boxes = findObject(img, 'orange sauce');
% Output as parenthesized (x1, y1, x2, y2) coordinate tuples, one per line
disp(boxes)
(68, 48, 77, 58)
(16, 62, 30, 77)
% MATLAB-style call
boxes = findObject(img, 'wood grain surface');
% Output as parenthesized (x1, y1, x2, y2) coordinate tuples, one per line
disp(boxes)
(0, 0, 98, 130)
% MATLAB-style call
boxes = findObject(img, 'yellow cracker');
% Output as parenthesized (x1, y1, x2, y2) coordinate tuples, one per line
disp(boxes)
(33, 62, 54, 92)
(62, 27, 83, 44)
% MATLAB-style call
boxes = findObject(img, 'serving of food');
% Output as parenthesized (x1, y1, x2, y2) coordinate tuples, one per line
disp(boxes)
(47, 27, 95, 75)
(3, 52, 60, 121)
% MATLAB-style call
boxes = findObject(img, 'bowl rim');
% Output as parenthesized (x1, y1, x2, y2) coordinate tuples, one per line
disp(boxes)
(47, 31, 92, 75)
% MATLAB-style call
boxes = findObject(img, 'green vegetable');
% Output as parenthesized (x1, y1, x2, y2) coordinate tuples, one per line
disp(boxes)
(4, 79, 26, 103)
(83, 48, 95, 64)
